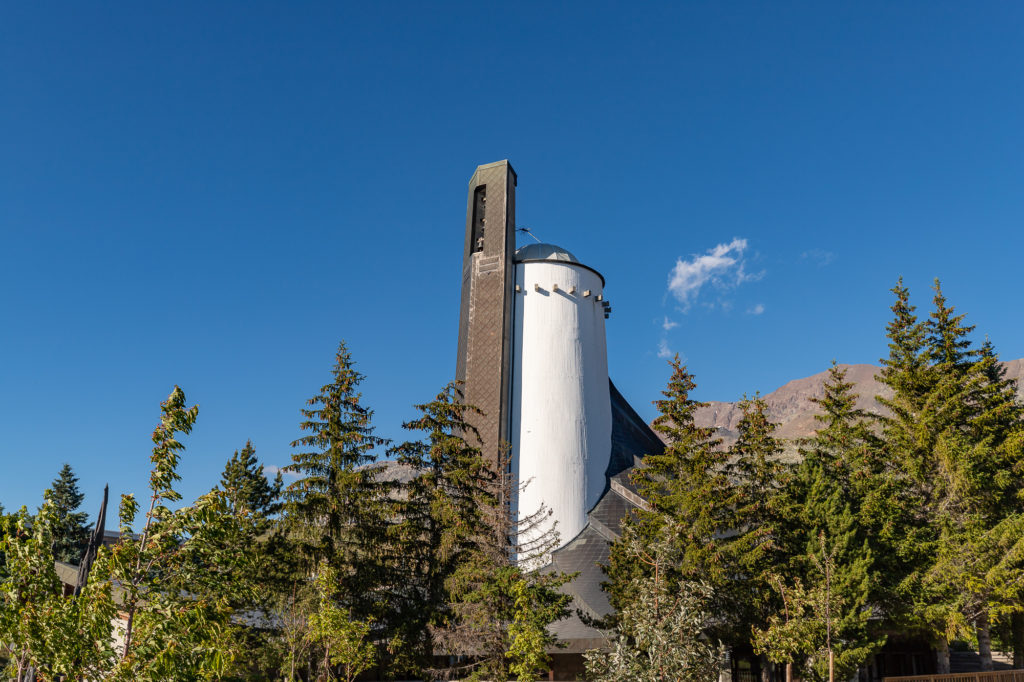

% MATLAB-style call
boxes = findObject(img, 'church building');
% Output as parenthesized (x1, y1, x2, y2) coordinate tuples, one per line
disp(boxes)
(454, 160, 664, 676)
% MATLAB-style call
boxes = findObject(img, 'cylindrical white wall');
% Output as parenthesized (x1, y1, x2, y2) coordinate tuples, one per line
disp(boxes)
(510, 257, 612, 558)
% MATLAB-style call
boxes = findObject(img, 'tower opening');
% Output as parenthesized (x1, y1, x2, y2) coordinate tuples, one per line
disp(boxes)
(471, 185, 487, 252)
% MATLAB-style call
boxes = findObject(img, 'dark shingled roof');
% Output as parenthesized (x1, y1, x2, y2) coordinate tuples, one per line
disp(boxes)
(607, 380, 662, 481)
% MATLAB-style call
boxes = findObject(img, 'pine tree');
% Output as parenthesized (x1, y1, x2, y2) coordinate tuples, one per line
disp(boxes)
(875, 279, 1024, 671)
(282, 341, 390, 614)
(220, 440, 282, 519)
(47, 463, 90, 565)
(921, 283, 1024, 670)
(723, 394, 790, 640)
(279, 341, 397, 678)
(429, 446, 574, 681)
(769, 364, 885, 682)
(389, 382, 497, 672)
(611, 357, 729, 601)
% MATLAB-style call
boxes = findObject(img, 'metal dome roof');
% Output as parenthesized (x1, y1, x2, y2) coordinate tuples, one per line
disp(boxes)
(514, 243, 579, 263)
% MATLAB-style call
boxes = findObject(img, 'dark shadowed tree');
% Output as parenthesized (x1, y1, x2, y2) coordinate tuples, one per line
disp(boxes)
(47, 463, 90, 565)
(389, 382, 497, 674)
(429, 445, 574, 681)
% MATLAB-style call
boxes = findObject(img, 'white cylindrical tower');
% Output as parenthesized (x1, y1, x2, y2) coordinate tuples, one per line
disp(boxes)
(510, 243, 612, 559)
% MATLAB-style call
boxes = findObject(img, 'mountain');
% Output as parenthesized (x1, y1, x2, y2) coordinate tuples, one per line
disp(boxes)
(691, 359, 1024, 454)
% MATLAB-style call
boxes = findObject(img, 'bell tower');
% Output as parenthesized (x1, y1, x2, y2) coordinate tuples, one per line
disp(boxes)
(454, 160, 517, 470)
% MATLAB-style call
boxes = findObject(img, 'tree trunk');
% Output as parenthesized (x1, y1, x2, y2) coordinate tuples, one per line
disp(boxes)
(936, 638, 950, 674)
(1013, 611, 1024, 669)
(978, 610, 994, 671)
(787, 662, 793, 682)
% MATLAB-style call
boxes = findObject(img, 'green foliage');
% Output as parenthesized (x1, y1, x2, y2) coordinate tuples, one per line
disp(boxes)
(305, 562, 376, 682)
(608, 357, 730, 620)
(767, 364, 886, 680)
(587, 525, 724, 682)
(47, 463, 91, 565)
(721, 395, 791, 640)
(429, 450, 574, 681)
(507, 575, 571, 680)
(221, 440, 282, 519)
(390, 381, 495, 671)
(279, 341, 400, 676)
(282, 341, 392, 618)
(874, 279, 1024, 663)
(0, 500, 117, 681)
(93, 386, 260, 682)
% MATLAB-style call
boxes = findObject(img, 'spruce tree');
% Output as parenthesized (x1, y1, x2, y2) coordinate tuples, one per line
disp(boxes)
(875, 279, 1024, 671)
(281, 340, 394, 667)
(606, 356, 730, 625)
(47, 463, 90, 565)
(722, 396, 790, 643)
(389, 382, 497, 672)
(874, 279, 953, 667)
(921, 283, 1024, 670)
(220, 440, 282, 519)
(429, 446, 573, 681)
(768, 364, 885, 682)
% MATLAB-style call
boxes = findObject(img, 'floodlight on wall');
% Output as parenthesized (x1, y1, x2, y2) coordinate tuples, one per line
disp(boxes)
(534, 283, 541, 292)
(583, 290, 591, 297)
(552, 283, 559, 292)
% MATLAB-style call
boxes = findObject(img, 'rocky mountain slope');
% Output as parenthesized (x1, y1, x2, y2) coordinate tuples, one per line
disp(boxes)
(691, 359, 1024, 451)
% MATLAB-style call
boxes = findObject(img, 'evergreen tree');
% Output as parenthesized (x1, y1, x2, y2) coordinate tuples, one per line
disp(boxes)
(430, 447, 574, 681)
(921, 283, 1024, 669)
(874, 279, 952, 666)
(771, 364, 885, 682)
(214, 442, 288, 680)
(220, 440, 282, 519)
(389, 382, 496, 673)
(279, 341, 398, 677)
(282, 341, 391, 616)
(47, 463, 90, 565)
(722, 395, 790, 642)
(875, 279, 1024, 671)
(607, 356, 729, 618)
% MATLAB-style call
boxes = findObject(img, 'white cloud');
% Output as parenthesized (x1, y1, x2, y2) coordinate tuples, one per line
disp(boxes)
(662, 316, 679, 331)
(668, 238, 757, 310)
(747, 303, 765, 315)
(657, 338, 673, 359)
(263, 464, 300, 479)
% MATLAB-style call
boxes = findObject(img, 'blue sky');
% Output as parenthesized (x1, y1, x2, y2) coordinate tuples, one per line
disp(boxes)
(2, 2, 1023, 515)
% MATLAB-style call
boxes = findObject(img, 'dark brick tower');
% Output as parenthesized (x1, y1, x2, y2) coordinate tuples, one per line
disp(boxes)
(455, 160, 517, 470)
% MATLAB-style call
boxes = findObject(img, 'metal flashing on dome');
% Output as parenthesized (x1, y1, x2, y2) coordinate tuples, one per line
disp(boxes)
(513, 243, 579, 263)
(514, 243, 606, 286)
